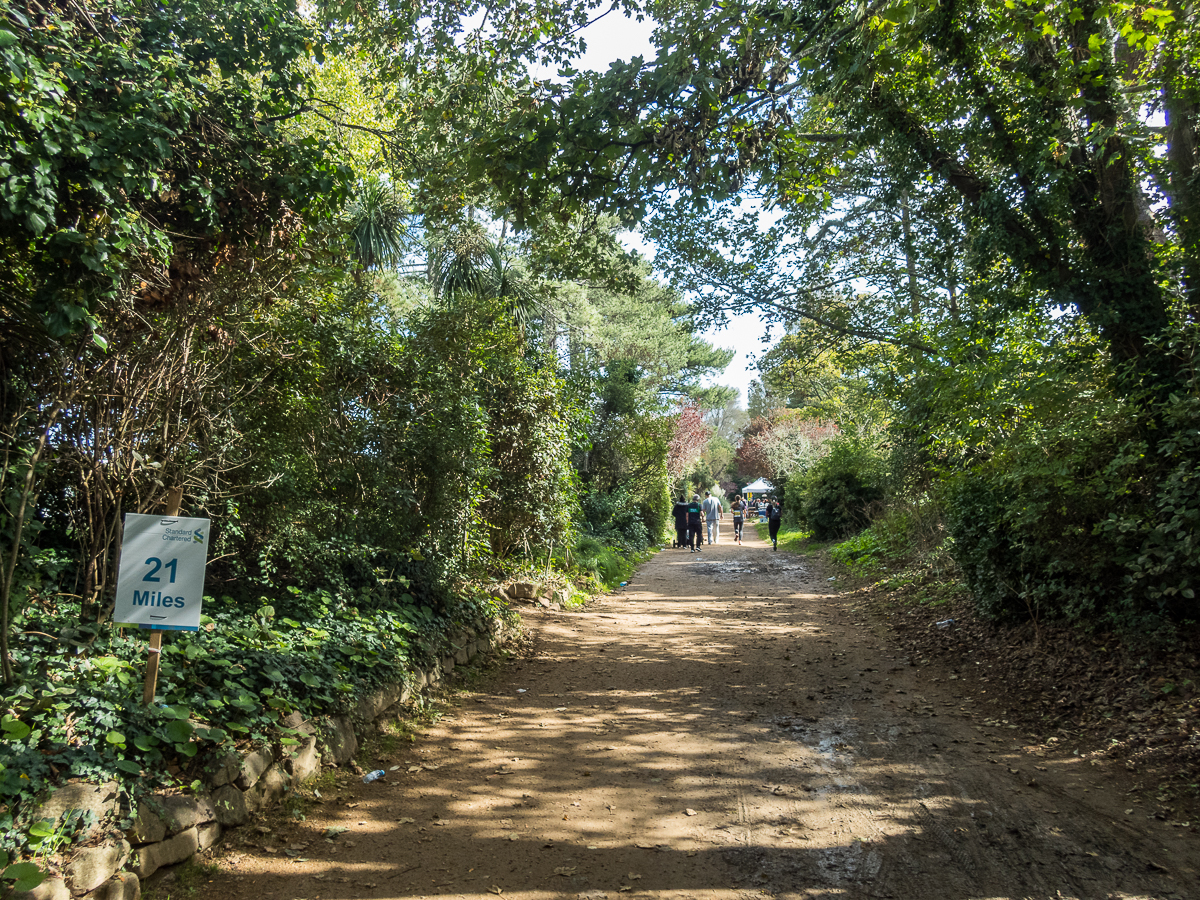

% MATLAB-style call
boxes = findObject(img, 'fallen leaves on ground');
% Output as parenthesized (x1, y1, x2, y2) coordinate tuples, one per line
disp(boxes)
(860, 552, 1200, 821)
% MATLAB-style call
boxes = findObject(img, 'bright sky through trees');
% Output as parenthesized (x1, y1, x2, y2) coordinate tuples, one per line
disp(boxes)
(544, 10, 769, 404)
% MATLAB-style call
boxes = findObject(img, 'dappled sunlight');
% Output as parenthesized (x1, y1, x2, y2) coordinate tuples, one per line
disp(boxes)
(206, 539, 1198, 900)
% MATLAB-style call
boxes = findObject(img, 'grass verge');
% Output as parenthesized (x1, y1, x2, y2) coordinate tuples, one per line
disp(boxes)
(754, 523, 839, 554)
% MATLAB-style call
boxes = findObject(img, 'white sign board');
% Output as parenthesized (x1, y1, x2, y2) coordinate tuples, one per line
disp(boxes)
(113, 513, 210, 631)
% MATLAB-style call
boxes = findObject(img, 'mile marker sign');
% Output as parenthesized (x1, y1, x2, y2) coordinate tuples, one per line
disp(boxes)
(114, 513, 210, 631)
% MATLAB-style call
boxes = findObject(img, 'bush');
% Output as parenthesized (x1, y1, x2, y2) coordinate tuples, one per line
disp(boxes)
(580, 484, 652, 551)
(0, 582, 512, 855)
(572, 536, 627, 586)
(804, 470, 881, 539)
(568, 535, 647, 590)
(946, 451, 1123, 624)
(829, 528, 885, 570)
(829, 499, 962, 598)
(637, 473, 673, 545)
(944, 378, 1200, 626)
(795, 438, 885, 540)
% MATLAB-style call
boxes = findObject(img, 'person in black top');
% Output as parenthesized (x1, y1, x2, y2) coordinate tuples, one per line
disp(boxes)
(687, 494, 704, 552)
(768, 498, 783, 550)
(672, 495, 689, 549)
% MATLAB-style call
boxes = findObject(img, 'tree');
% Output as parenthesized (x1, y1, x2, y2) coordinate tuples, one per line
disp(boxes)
(642, 157, 967, 355)
(425, 222, 538, 337)
(0, 0, 360, 654)
(0, 0, 350, 341)
(705, 396, 749, 445)
(735, 411, 839, 486)
(666, 401, 713, 487)
(747, 380, 783, 421)
(457, 0, 1196, 390)
(701, 433, 736, 483)
(571, 278, 732, 536)
(757, 323, 896, 430)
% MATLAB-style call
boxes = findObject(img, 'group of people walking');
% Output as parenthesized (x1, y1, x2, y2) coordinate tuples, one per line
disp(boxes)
(672, 491, 783, 552)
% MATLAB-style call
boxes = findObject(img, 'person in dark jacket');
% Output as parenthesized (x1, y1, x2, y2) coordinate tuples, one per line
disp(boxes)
(672, 495, 689, 548)
(687, 493, 704, 552)
(768, 498, 783, 550)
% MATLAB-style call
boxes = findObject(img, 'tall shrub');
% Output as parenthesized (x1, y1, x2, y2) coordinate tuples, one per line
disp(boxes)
(213, 287, 581, 603)
(795, 437, 886, 540)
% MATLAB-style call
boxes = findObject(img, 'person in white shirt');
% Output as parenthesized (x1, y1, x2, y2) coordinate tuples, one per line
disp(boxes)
(702, 491, 723, 544)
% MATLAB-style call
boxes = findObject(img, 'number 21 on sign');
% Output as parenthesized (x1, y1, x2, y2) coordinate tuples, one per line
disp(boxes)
(142, 557, 178, 583)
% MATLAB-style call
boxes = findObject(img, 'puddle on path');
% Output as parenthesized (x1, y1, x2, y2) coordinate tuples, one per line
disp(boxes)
(699, 559, 812, 580)
(768, 714, 859, 769)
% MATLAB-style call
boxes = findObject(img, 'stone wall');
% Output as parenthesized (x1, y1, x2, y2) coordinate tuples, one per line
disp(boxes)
(17, 621, 516, 900)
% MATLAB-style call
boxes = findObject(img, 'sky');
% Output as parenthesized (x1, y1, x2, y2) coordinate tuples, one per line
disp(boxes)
(537, 10, 773, 406)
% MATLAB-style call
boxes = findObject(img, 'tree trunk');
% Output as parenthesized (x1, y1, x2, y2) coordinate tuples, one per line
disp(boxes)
(900, 191, 920, 318)
(1162, 48, 1200, 317)
(0, 403, 60, 685)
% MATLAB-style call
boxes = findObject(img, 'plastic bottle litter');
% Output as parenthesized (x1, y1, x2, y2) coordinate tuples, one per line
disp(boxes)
(619, 582, 628, 586)
(935, 618, 955, 628)
(362, 769, 386, 783)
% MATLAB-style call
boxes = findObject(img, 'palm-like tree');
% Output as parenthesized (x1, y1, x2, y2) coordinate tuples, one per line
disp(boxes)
(427, 223, 537, 337)
(346, 178, 407, 271)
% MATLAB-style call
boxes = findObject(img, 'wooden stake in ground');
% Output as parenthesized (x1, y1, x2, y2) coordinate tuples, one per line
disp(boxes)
(142, 486, 183, 706)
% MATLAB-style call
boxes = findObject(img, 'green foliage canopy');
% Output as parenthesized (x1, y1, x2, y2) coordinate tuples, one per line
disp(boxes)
(0, 0, 351, 340)
(455, 0, 1195, 387)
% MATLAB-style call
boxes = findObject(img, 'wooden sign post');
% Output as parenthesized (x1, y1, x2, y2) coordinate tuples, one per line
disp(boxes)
(142, 487, 182, 705)
(113, 486, 210, 706)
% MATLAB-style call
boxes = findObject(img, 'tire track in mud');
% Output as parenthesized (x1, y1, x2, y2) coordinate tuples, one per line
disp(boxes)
(205, 532, 1200, 900)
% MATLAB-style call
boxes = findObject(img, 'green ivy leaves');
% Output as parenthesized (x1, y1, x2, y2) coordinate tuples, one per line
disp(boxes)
(0, 716, 29, 742)
(0, 0, 352, 340)
(0, 851, 46, 893)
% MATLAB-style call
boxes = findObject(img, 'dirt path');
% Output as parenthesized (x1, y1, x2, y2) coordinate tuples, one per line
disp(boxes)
(206, 528, 1200, 900)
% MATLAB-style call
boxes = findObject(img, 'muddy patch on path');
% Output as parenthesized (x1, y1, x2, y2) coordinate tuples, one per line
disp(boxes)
(697, 557, 813, 584)
(203, 531, 1200, 900)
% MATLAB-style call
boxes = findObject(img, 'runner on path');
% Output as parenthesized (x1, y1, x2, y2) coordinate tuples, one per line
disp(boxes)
(730, 493, 747, 544)
(768, 497, 782, 550)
